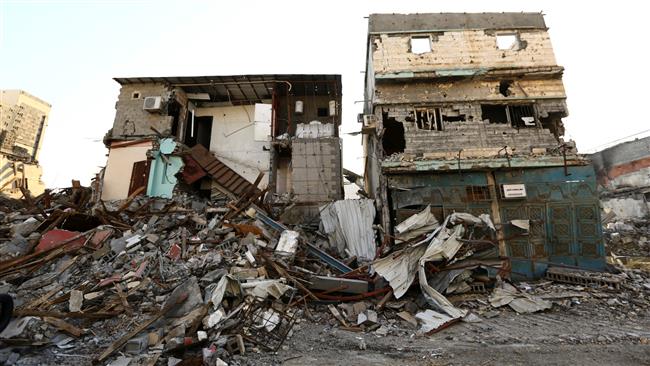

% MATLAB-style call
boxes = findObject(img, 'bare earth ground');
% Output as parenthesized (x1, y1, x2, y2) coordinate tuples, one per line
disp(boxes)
(237, 309, 650, 366)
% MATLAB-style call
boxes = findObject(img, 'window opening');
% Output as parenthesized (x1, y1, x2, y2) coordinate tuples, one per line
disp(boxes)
(482, 104, 536, 127)
(410, 36, 431, 54)
(415, 108, 443, 131)
(496, 34, 519, 50)
(466, 186, 491, 201)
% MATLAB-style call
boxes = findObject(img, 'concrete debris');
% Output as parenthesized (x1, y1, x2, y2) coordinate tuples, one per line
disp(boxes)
(275, 230, 299, 256)
(68, 289, 83, 313)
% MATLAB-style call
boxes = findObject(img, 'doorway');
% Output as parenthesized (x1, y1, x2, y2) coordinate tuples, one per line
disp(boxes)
(184, 115, 213, 149)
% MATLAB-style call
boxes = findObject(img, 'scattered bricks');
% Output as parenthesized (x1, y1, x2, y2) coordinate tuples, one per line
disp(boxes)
(546, 267, 622, 290)
(470, 282, 487, 293)
(167, 243, 182, 260)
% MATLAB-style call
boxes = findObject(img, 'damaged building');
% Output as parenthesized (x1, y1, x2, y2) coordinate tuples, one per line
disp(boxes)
(590, 136, 650, 219)
(102, 75, 342, 218)
(362, 13, 605, 277)
(0, 90, 50, 198)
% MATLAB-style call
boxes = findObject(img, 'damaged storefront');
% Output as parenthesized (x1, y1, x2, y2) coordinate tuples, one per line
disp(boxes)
(361, 13, 605, 277)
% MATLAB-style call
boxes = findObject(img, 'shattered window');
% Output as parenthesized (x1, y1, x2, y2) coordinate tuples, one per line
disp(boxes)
(496, 34, 519, 50)
(415, 108, 443, 131)
(410, 36, 431, 54)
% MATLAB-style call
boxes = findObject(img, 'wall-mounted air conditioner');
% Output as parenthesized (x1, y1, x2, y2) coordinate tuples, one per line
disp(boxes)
(143, 96, 162, 112)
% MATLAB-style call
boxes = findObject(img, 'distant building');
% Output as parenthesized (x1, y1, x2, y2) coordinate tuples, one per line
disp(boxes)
(0, 90, 50, 198)
(361, 13, 604, 277)
(589, 136, 650, 219)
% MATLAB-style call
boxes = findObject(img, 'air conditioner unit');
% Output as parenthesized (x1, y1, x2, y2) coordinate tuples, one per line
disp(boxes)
(143, 96, 162, 112)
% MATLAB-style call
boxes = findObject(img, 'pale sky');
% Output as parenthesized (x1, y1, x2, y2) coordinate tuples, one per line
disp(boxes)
(1, 0, 648, 188)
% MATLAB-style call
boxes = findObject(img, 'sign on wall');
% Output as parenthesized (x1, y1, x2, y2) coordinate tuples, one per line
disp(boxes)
(502, 184, 527, 198)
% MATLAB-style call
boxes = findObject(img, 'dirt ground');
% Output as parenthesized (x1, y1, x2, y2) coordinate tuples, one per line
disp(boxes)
(238, 310, 650, 366)
(231, 288, 650, 366)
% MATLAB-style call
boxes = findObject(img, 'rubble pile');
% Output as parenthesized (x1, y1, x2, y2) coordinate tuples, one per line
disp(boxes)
(0, 185, 648, 365)
(604, 218, 650, 258)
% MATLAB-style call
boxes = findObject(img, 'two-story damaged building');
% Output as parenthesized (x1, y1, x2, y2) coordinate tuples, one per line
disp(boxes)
(362, 13, 605, 277)
(0, 90, 50, 198)
(102, 75, 342, 217)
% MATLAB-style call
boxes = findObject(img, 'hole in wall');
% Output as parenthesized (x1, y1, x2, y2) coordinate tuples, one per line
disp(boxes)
(410, 36, 431, 54)
(499, 80, 513, 97)
(382, 116, 405, 156)
(496, 34, 520, 50)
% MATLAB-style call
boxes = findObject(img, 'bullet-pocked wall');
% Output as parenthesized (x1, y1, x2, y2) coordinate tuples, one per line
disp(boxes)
(364, 12, 571, 162)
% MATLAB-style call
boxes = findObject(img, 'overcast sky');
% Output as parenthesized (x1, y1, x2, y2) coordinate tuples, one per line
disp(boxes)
(1, 0, 647, 188)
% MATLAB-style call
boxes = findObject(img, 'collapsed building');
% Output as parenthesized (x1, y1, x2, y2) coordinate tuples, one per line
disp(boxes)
(590, 136, 650, 219)
(361, 13, 605, 277)
(2, 12, 650, 366)
(102, 75, 343, 219)
(0, 90, 50, 198)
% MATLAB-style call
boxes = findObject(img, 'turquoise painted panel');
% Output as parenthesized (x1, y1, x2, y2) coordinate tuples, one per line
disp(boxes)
(146, 151, 183, 199)
(387, 166, 606, 278)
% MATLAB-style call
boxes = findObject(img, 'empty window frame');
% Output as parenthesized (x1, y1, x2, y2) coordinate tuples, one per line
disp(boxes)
(415, 108, 443, 131)
(410, 36, 431, 54)
(481, 104, 536, 127)
(466, 186, 491, 201)
(496, 33, 520, 50)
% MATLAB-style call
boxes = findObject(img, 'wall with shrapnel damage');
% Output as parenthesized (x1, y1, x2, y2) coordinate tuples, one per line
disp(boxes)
(111, 83, 175, 139)
(371, 30, 557, 74)
(367, 16, 570, 161)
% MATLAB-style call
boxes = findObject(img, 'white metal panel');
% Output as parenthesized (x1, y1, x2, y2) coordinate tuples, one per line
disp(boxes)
(319, 199, 376, 261)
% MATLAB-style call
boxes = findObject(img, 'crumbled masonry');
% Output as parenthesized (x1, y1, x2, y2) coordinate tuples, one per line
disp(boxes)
(2, 10, 650, 366)
(0, 181, 649, 365)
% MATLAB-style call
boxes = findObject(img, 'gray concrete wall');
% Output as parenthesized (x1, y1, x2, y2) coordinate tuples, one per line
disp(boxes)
(111, 83, 174, 139)
(403, 121, 559, 155)
(291, 137, 342, 202)
(590, 136, 650, 173)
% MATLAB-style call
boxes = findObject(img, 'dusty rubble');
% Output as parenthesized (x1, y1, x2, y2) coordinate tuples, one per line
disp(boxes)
(0, 183, 648, 366)
(604, 218, 650, 258)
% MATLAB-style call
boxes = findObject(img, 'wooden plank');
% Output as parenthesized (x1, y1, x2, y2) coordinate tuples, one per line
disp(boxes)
(43, 317, 83, 337)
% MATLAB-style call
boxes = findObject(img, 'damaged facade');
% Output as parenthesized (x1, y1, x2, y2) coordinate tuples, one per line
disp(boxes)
(590, 136, 650, 219)
(362, 13, 604, 277)
(102, 75, 343, 217)
(0, 90, 50, 198)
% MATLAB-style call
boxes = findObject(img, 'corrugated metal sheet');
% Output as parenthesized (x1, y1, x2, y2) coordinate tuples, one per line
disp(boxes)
(319, 199, 376, 261)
